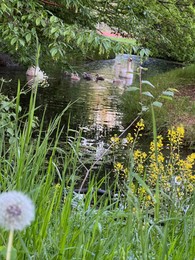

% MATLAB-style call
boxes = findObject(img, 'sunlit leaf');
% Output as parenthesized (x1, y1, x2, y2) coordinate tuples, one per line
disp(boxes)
(142, 91, 154, 98)
(50, 48, 58, 57)
(10, 38, 17, 45)
(152, 101, 163, 108)
(141, 80, 155, 88)
(167, 88, 179, 92)
(127, 87, 139, 92)
(162, 91, 174, 97)
(25, 33, 31, 42)
(160, 95, 173, 100)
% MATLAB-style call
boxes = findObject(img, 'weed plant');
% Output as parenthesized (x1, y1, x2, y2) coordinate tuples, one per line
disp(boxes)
(0, 78, 194, 259)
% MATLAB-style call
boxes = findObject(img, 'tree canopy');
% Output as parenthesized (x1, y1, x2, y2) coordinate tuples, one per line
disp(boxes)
(0, 0, 194, 65)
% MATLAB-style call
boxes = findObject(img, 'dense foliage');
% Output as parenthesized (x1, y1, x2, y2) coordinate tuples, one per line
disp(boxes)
(0, 0, 194, 64)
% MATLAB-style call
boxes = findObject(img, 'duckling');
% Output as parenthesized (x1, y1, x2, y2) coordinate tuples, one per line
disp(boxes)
(95, 74, 105, 82)
(83, 72, 93, 81)
(71, 73, 80, 81)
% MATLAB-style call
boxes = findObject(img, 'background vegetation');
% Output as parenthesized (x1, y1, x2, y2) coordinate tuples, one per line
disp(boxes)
(121, 64, 195, 146)
(0, 0, 195, 65)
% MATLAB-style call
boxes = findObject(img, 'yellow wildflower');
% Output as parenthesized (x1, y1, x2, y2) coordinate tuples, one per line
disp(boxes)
(176, 125, 185, 139)
(114, 162, 124, 171)
(168, 125, 185, 147)
(126, 133, 134, 144)
(187, 153, 195, 164)
(136, 118, 145, 131)
(111, 134, 120, 144)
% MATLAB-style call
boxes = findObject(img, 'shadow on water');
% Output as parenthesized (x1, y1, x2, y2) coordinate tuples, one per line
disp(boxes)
(0, 55, 183, 180)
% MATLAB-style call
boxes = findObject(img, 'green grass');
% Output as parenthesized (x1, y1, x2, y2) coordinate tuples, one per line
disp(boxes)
(121, 64, 195, 143)
(0, 79, 194, 259)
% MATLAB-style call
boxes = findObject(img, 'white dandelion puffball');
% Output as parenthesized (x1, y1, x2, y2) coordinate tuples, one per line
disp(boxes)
(0, 191, 35, 231)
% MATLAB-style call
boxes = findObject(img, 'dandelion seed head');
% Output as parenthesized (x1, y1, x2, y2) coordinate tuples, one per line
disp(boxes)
(0, 191, 35, 231)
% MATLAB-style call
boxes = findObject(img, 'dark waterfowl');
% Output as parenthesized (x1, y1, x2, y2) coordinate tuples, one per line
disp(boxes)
(95, 74, 105, 82)
(83, 72, 93, 81)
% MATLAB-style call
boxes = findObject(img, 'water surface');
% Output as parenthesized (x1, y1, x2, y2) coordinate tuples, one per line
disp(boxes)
(0, 55, 182, 147)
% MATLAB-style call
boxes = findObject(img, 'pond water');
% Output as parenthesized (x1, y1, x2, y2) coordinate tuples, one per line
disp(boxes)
(0, 55, 183, 164)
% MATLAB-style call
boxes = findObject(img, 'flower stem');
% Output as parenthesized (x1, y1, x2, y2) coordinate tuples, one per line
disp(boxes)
(6, 229, 14, 260)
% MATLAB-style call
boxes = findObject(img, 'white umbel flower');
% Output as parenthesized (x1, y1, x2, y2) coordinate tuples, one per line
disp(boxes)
(0, 191, 35, 231)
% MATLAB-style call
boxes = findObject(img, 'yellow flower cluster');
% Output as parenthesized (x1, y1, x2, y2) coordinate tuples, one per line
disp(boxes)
(133, 149, 147, 175)
(113, 162, 129, 180)
(114, 162, 124, 171)
(111, 134, 120, 144)
(149, 135, 163, 153)
(111, 123, 194, 210)
(187, 153, 195, 163)
(126, 133, 134, 144)
(138, 187, 153, 207)
(168, 125, 185, 148)
(110, 119, 144, 149)
(136, 118, 145, 131)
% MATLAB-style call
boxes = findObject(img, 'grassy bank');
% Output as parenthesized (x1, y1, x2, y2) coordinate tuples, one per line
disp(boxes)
(121, 64, 195, 145)
(0, 79, 194, 259)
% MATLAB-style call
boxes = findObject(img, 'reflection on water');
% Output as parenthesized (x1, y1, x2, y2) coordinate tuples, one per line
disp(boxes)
(0, 55, 182, 148)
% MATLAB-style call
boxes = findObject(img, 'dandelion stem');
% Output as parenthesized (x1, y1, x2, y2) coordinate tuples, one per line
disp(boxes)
(6, 229, 14, 260)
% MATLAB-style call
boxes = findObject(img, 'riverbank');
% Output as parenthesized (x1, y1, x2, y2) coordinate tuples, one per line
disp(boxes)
(122, 63, 195, 147)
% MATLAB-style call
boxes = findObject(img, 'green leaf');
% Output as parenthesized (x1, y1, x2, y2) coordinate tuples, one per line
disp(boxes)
(51, 27, 57, 34)
(167, 88, 179, 92)
(142, 91, 154, 98)
(50, 47, 58, 57)
(162, 91, 174, 97)
(152, 101, 163, 108)
(127, 87, 139, 92)
(7, 128, 14, 136)
(19, 39, 25, 46)
(160, 95, 173, 101)
(10, 38, 17, 45)
(1, 3, 8, 12)
(50, 16, 56, 23)
(139, 48, 150, 58)
(35, 17, 41, 26)
(141, 80, 155, 88)
(25, 33, 31, 42)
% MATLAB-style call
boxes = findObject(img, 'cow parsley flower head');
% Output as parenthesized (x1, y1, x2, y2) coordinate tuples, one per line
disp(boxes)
(0, 191, 35, 231)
